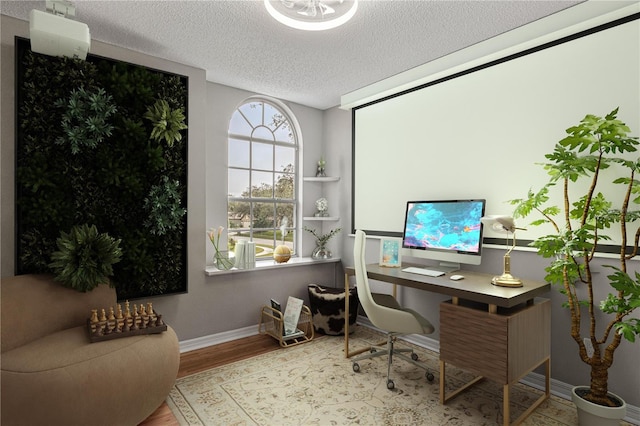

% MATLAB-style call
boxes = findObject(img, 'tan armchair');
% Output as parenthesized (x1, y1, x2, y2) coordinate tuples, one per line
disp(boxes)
(1, 274, 180, 426)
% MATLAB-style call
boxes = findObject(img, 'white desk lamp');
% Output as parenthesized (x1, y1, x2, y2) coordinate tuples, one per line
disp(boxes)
(481, 215, 525, 288)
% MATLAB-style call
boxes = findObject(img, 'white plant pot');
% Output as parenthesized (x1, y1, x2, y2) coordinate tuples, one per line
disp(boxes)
(571, 386, 627, 426)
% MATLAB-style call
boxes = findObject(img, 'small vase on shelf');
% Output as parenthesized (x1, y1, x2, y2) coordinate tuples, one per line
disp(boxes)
(312, 244, 332, 260)
(316, 157, 327, 177)
(215, 250, 234, 270)
(208, 226, 234, 271)
(304, 226, 341, 260)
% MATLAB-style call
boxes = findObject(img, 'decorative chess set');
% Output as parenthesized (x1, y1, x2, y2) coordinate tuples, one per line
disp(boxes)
(87, 301, 167, 342)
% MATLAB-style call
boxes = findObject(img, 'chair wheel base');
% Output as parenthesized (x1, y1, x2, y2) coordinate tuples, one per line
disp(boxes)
(426, 371, 435, 382)
(387, 379, 395, 390)
(352, 362, 360, 372)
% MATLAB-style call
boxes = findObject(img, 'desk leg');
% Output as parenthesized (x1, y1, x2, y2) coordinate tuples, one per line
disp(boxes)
(439, 359, 484, 405)
(509, 357, 551, 426)
(442, 357, 551, 425)
(545, 356, 551, 397)
(439, 360, 445, 404)
(344, 272, 350, 358)
(503, 384, 510, 426)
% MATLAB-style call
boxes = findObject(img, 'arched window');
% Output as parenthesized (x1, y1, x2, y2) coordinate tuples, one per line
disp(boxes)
(227, 98, 298, 259)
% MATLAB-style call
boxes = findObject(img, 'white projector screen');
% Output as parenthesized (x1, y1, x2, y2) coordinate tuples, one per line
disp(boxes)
(353, 14, 639, 247)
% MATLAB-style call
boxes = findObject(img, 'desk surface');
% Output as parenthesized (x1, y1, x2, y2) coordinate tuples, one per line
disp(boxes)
(344, 263, 550, 308)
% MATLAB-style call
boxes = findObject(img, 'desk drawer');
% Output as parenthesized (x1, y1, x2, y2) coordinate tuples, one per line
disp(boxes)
(440, 298, 550, 384)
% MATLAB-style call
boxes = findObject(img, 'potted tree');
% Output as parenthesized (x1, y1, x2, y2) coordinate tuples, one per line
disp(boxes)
(510, 108, 640, 425)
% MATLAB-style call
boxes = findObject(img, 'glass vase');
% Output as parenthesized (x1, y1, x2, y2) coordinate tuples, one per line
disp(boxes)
(215, 250, 234, 270)
(311, 244, 332, 260)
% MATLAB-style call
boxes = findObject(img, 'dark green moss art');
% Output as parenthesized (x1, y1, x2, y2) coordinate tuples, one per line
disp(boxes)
(15, 38, 188, 300)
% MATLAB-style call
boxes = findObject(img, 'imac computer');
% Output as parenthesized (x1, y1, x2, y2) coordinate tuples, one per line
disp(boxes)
(401, 199, 486, 274)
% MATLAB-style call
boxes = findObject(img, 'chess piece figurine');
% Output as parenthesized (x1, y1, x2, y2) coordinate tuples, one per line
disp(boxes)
(139, 305, 148, 328)
(131, 309, 139, 330)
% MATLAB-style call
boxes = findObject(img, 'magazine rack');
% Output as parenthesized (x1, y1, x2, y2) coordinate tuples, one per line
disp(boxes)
(259, 304, 314, 347)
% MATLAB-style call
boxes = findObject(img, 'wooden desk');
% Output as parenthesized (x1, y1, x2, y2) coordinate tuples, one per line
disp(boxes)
(343, 264, 551, 426)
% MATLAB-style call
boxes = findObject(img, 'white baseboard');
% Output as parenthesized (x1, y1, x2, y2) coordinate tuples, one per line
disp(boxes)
(179, 325, 259, 353)
(178, 319, 639, 425)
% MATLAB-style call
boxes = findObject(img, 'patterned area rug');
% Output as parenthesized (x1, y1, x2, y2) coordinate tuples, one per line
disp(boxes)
(168, 326, 580, 425)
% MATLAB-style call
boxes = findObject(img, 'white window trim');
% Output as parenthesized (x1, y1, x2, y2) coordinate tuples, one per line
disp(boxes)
(226, 95, 304, 262)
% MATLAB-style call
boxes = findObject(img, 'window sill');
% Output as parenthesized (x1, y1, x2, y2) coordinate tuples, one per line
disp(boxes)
(204, 256, 341, 276)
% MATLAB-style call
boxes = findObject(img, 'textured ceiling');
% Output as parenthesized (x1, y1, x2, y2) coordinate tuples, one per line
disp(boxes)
(1, 0, 585, 110)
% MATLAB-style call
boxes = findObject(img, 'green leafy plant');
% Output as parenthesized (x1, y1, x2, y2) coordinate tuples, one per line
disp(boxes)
(303, 226, 342, 246)
(54, 87, 117, 154)
(510, 108, 640, 407)
(143, 176, 187, 235)
(143, 99, 188, 147)
(49, 224, 122, 292)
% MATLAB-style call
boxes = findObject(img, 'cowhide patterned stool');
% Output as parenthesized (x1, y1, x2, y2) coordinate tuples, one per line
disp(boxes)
(307, 284, 358, 335)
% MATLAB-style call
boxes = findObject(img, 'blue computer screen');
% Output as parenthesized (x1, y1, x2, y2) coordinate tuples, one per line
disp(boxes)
(402, 200, 485, 254)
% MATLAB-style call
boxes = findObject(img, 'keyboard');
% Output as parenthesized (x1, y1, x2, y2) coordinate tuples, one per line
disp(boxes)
(401, 267, 445, 277)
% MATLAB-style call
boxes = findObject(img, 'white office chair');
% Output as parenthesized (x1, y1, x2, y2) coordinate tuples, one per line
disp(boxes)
(351, 229, 435, 390)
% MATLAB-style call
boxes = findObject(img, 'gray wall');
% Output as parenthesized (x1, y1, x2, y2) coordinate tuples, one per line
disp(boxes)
(2, 12, 638, 410)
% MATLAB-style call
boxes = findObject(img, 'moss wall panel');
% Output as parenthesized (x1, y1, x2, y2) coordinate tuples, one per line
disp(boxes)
(15, 38, 188, 299)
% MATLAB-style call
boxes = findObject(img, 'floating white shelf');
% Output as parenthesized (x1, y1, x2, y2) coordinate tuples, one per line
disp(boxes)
(303, 175, 341, 221)
(303, 176, 340, 182)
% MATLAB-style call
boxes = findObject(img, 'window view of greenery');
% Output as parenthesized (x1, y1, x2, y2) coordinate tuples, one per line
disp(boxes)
(228, 101, 297, 258)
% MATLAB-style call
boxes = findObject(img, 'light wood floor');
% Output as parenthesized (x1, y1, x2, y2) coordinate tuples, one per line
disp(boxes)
(139, 334, 282, 426)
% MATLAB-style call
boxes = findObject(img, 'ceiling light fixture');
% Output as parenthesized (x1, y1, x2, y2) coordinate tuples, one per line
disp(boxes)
(264, 0, 358, 31)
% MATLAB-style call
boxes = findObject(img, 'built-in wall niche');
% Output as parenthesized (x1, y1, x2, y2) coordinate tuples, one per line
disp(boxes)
(14, 37, 188, 300)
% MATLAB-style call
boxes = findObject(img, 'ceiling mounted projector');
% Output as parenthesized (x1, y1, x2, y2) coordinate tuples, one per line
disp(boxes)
(29, 1, 90, 60)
